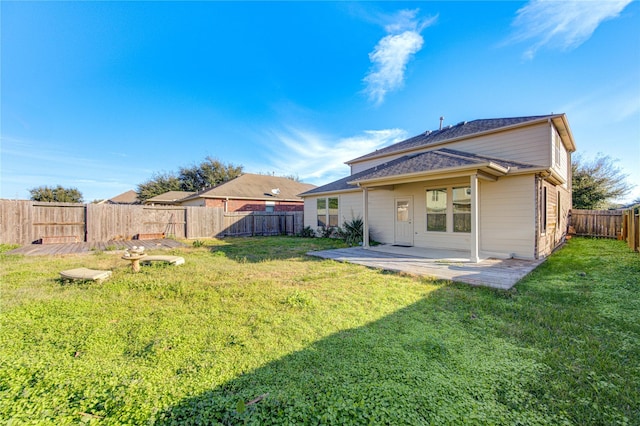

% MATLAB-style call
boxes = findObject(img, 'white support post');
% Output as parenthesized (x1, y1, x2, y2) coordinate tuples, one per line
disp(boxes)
(363, 187, 369, 248)
(470, 174, 479, 263)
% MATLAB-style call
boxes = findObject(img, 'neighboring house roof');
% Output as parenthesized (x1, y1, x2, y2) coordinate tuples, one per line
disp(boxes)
(144, 191, 196, 205)
(301, 149, 539, 196)
(348, 114, 571, 165)
(107, 190, 140, 204)
(181, 173, 316, 202)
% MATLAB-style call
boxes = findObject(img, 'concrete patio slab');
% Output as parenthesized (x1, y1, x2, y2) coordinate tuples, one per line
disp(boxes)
(307, 245, 545, 289)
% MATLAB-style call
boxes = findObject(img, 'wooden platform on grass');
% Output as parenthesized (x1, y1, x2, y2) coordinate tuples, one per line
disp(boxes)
(6, 239, 185, 256)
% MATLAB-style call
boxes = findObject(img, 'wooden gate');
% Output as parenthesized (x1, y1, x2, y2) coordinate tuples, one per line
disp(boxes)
(32, 203, 86, 243)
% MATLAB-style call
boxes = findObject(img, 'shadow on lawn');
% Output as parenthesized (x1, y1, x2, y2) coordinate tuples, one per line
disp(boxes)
(157, 239, 639, 425)
(155, 285, 568, 425)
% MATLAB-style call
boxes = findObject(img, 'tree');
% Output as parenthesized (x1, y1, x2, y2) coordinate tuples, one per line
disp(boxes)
(572, 154, 634, 209)
(29, 185, 84, 203)
(257, 172, 301, 182)
(136, 172, 182, 201)
(178, 157, 243, 192)
(136, 158, 244, 201)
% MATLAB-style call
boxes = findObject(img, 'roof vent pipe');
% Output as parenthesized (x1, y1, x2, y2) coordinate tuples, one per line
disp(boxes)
(439, 116, 444, 130)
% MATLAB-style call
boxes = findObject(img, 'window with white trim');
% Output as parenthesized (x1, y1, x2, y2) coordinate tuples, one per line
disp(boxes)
(452, 187, 471, 233)
(426, 189, 447, 232)
(426, 186, 471, 233)
(554, 135, 561, 167)
(317, 197, 339, 227)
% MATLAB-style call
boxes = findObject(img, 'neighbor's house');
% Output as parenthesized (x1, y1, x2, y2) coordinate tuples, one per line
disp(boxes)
(300, 114, 576, 262)
(143, 191, 196, 206)
(103, 190, 140, 204)
(178, 173, 316, 212)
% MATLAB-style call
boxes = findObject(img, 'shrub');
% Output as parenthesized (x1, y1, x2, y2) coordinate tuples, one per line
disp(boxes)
(298, 226, 316, 238)
(320, 226, 337, 238)
(192, 240, 205, 248)
(337, 217, 364, 246)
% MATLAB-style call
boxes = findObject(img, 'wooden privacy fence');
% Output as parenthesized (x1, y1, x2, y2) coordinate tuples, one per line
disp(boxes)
(0, 200, 304, 245)
(570, 209, 623, 238)
(221, 212, 303, 237)
(570, 208, 639, 252)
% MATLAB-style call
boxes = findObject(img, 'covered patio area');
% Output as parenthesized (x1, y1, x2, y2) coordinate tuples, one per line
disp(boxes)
(307, 245, 545, 289)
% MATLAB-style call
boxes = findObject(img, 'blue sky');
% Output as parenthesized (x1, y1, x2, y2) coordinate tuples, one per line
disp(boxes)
(2, 1, 639, 203)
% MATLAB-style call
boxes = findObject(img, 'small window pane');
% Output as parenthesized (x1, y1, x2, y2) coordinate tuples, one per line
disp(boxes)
(427, 214, 447, 232)
(426, 189, 447, 232)
(397, 200, 409, 222)
(328, 197, 339, 227)
(453, 187, 471, 233)
(317, 198, 327, 227)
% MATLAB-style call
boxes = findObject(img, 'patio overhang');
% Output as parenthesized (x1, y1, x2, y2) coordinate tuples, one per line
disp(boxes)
(358, 172, 483, 263)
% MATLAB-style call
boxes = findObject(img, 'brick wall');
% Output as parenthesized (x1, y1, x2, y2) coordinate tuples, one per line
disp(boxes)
(203, 198, 303, 212)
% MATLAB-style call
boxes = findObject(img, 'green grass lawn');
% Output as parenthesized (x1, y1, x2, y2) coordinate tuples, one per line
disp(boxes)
(1, 237, 638, 425)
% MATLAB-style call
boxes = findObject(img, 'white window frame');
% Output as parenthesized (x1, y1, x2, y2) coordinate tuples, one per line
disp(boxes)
(426, 186, 471, 233)
(317, 197, 339, 228)
(426, 188, 447, 232)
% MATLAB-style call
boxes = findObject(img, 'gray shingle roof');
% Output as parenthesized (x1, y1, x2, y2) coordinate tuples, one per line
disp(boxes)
(349, 115, 557, 164)
(300, 149, 538, 196)
(351, 149, 537, 183)
(144, 191, 196, 204)
(107, 190, 140, 204)
(183, 173, 316, 201)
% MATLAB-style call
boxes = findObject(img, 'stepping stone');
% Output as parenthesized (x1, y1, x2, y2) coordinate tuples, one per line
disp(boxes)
(140, 255, 185, 266)
(60, 268, 112, 282)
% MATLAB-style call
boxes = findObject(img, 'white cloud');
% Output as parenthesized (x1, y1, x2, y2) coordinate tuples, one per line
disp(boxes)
(363, 9, 436, 105)
(257, 127, 407, 185)
(559, 84, 640, 125)
(509, 0, 632, 59)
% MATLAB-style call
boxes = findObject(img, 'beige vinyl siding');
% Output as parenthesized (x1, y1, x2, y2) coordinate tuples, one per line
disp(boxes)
(338, 193, 363, 225)
(351, 153, 407, 175)
(479, 175, 536, 259)
(446, 122, 551, 166)
(367, 189, 395, 243)
(350, 122, 552, 173)
(303, 196, 318, 229)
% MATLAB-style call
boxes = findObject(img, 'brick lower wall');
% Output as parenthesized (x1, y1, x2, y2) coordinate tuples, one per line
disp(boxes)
(203, 198, 303, 212)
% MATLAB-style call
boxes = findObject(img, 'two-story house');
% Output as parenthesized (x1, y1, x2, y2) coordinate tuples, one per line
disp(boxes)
(300, 114, 576, 262)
